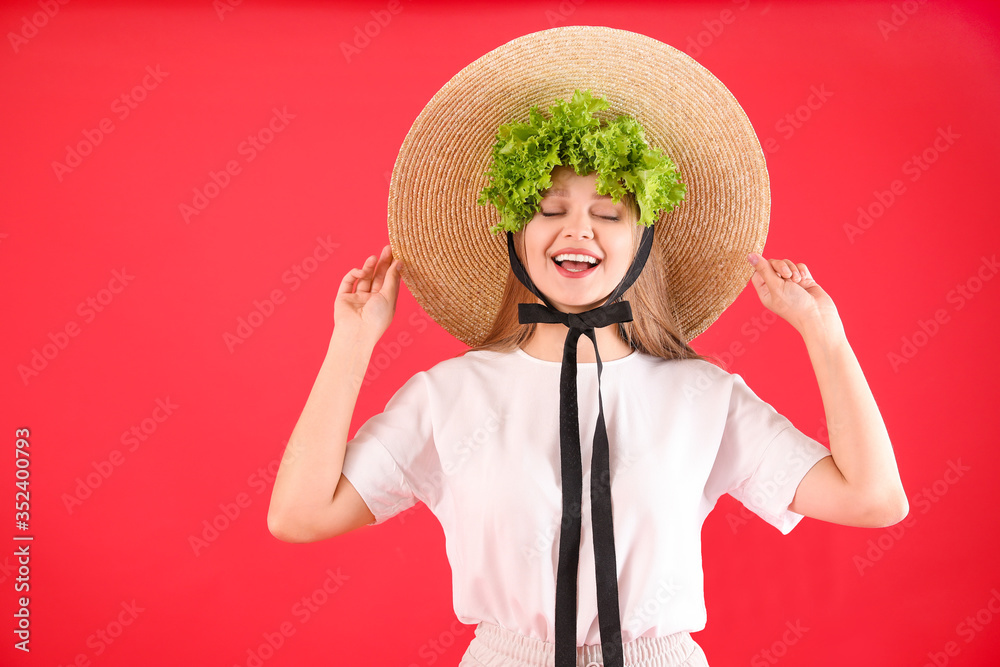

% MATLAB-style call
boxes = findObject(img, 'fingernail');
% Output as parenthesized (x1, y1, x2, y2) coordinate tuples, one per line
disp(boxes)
(747, 253, 758, 265)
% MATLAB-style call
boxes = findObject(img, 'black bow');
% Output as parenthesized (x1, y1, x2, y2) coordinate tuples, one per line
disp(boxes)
(505, 224, 655, 667)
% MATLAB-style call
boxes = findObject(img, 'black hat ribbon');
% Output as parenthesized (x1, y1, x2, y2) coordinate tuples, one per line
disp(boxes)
(504, 224, 655, 667)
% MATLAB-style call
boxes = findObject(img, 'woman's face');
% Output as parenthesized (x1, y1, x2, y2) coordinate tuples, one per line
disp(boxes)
(518, 166, 637, 313)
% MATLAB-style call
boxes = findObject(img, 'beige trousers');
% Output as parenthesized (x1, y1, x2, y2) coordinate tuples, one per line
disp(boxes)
(459, 621, 711, 667)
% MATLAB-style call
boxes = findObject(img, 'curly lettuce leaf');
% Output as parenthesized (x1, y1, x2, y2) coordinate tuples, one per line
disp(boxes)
(477, 89, 686, 234)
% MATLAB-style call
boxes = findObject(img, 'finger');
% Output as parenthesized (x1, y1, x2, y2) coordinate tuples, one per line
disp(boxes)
(756, 255, 791, 300)
(750, 253, 780, 283)
(796, 262, 813, 281)
(338, 265, 365, 295)
(355, 255, 377, 293)
(770, 258, 793, 280)
(748, 254, 777, 299)
(369, 245, 392, 293)
(381, 257, 402, 307)
(782, 259, 801, 281)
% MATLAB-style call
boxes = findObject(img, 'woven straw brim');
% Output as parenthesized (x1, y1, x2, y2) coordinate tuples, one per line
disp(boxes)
(388, 25, 769, 348)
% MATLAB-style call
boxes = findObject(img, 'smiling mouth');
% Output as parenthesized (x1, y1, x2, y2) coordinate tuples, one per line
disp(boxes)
(553, 258, 601, 276)
(553, 257, 601, 273)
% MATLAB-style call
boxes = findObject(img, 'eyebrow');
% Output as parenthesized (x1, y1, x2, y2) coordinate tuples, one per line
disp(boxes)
(542, 188, 614, 200)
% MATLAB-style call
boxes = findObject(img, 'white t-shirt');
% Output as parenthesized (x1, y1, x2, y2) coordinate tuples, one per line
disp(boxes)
(341, 347, 831, 645)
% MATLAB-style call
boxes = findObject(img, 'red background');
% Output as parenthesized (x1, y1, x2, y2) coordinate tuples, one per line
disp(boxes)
(3, 1, 999, 665)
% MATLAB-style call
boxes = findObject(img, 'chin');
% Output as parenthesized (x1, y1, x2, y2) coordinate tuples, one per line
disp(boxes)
(548, 293, 610, 312)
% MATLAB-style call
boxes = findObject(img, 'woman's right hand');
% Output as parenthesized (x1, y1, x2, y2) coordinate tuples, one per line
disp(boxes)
(334, 244, 402, 341)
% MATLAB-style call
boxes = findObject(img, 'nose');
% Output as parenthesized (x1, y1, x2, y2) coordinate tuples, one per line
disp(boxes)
(561, 207, 593, 239)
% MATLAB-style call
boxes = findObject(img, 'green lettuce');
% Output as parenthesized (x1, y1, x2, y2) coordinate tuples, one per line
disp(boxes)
(477, 89, 686, 235)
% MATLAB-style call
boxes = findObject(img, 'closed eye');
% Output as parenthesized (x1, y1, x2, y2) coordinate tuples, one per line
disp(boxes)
(541, 212, 619, 221)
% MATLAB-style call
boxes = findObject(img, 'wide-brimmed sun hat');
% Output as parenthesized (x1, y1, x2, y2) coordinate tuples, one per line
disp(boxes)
(387, 24, 770, 347)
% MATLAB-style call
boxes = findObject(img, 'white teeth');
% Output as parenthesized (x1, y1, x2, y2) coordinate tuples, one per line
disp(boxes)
(553, 253, 599, 264)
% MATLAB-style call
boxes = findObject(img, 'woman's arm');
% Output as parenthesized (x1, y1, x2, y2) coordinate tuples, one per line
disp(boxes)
(267, 245, 400, 542)
(267, 328, 378, 542)
(789, 316, 908, 527)
(746, 253, 908, 528)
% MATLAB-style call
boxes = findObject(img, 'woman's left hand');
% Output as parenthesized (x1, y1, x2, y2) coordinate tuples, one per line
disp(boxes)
(746, 253, 841, 334)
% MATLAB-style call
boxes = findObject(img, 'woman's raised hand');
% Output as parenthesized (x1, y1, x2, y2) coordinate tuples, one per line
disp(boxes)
(334, 244, 402, 340)
(747, 253, 841, 335)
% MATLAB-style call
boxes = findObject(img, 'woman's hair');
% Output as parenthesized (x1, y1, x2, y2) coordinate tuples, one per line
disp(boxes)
(464, 190, 716, 365)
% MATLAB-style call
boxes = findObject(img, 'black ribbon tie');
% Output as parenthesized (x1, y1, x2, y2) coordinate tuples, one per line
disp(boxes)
(505, 225, 656, 667)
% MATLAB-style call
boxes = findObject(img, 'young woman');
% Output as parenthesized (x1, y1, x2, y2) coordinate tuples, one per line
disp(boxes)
(267, 27, 907, 667)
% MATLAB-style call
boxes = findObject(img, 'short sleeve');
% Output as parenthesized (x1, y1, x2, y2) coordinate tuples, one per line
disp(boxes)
(709, 373, 832, 535)
(341, 370, 435, 526)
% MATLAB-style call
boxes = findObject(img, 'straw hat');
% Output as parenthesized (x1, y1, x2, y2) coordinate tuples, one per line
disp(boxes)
(387, 25, 769, 346)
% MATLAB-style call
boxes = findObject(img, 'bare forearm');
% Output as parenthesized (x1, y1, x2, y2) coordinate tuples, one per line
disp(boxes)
(800, 317, 906, 507)
(268, 326, 377, 526)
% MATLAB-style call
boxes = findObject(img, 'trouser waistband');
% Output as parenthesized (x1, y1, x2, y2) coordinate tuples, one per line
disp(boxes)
(468, 621, 703, 667)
